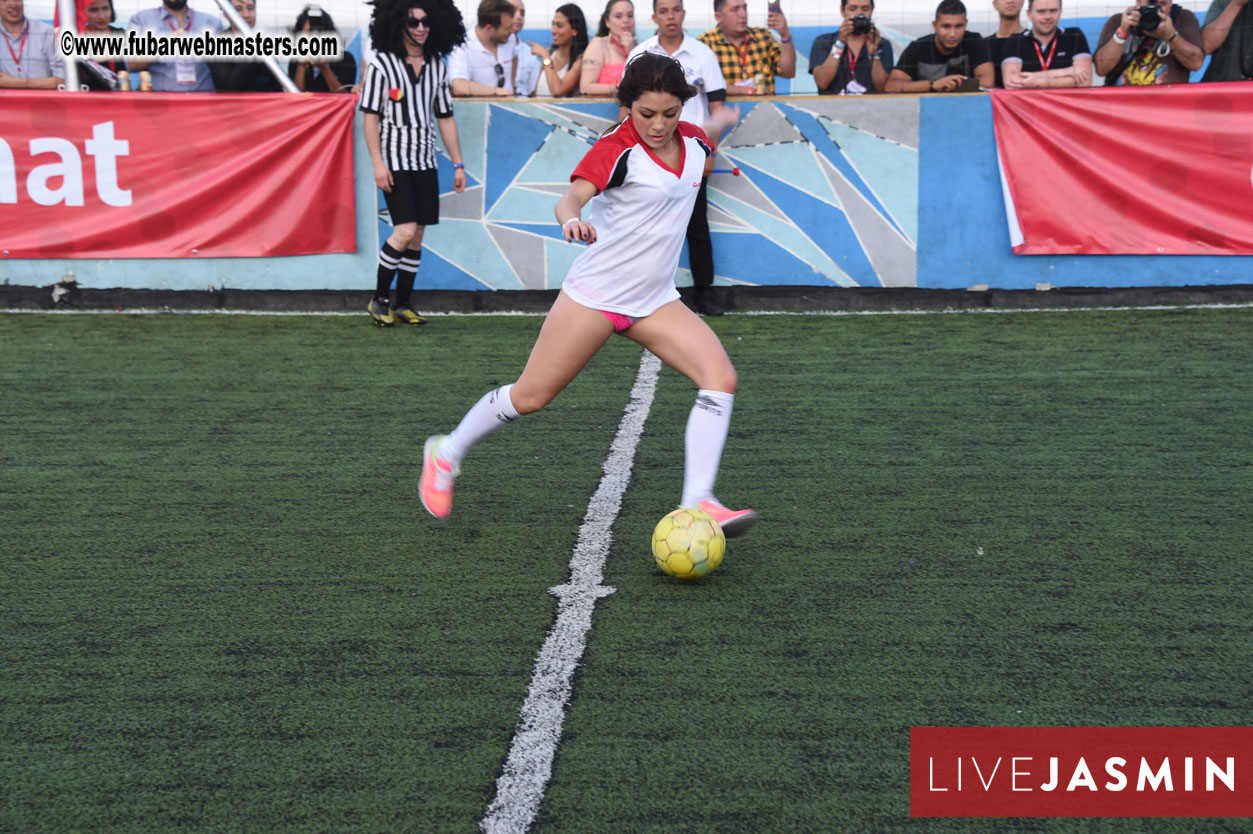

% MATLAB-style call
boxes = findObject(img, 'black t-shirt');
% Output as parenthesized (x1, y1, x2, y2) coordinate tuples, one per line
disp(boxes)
(896, 31, 991, 81)
(984, 32, 1021, 87)
(1002, 27, 1091, 73)
(211, 59, 287, 92)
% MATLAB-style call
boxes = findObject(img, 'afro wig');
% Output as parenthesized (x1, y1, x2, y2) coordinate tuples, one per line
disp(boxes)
(368, 0, 466, 60)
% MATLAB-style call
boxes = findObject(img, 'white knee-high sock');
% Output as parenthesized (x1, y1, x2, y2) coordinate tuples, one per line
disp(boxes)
(681, 389, 734, 508)
(440, 384, 521, 468)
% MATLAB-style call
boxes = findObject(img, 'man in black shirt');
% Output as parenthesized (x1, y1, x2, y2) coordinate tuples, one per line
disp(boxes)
(1001, 0, 1092, 87)
(886, 0, 994, 91)
(984, 0, 1025, 86)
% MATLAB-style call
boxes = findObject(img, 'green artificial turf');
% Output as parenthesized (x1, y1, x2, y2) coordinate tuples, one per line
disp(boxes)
(1, 308, 1249, 834)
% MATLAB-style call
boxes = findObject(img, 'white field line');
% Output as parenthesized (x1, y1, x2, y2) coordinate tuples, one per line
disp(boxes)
(479, 349, 662, 834)
(2, 302, 1250, 319)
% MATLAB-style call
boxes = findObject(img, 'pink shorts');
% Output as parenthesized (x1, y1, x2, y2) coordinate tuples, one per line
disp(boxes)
(598, 310, 638, 333)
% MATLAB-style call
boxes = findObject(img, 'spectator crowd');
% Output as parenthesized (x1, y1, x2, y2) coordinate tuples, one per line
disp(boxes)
(2, 0, 1250, 91)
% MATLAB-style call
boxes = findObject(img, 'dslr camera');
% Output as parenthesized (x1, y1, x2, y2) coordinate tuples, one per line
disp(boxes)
(851, 13, 873, 34)
(1135, 4, 1162, 33)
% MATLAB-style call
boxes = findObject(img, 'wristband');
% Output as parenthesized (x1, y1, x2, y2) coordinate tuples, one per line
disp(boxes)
(1112, 31, 1127, 44)
(453, 163, 465, 169)
(1167, 31, 1178, 41)
(781, 35, 792, 43)
(562, 217, 581, 228)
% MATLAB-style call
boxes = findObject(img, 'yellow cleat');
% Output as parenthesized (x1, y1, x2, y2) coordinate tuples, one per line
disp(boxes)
(368, 299, 395, 327)
(393, 306, 426, 325)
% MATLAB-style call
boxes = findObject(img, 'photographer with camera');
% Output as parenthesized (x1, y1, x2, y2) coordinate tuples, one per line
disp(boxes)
(1001, 0, 1092, 87)
(809, 0, 893, 94)
(1094, 0, 1203, 84)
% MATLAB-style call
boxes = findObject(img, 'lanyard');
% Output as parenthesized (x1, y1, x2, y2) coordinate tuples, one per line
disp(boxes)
(1033, 35, 1057, 71)
(738, 37, 750, 75)
(4, 21, 28, 70)
(846, 41, 862, 78)
(166, 8, 192, 33)
(609, 37, 629, 60)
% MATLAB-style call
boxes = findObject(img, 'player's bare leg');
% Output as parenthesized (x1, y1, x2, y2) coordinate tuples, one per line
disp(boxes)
(510, 290, 615, 414)
(421, 291, 613, 518)
(625, 300, 757, 536)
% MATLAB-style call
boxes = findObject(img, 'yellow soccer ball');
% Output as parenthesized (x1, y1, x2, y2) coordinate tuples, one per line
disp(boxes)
(651, 508, 726, 580)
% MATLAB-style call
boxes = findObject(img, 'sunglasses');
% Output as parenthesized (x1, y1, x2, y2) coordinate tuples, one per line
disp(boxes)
(494, 62, 505, 86)
(406, 16, 430, 28)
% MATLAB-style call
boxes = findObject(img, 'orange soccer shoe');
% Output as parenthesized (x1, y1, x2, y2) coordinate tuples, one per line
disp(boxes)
(420, 435, 459, 519)
(696, 499, 758, 538)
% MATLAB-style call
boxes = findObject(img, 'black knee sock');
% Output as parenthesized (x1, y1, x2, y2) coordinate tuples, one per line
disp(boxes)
(376, 242, 402, 302)
(395, 249, 421, 307)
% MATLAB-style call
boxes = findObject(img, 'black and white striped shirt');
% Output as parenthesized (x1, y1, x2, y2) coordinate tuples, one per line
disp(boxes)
(359, 52, 454, 171)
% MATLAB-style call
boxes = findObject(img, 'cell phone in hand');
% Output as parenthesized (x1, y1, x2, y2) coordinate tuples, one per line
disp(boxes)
(954, 77, 980, 92)
(767, 0, 782, 14)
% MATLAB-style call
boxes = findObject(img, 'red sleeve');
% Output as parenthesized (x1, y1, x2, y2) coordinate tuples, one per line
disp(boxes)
(570, 122, 635, 193)
(677, 121, 713, 157)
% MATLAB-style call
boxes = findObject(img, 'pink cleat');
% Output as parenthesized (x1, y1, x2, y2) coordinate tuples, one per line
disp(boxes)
(697, 499, 758, 538)
(420, 435, 459, 519)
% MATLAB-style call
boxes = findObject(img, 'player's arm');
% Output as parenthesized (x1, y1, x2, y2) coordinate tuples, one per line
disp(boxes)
(437, 115, 468, 193)
(362, 112, 393, 192)
(555, 177, 600, 243)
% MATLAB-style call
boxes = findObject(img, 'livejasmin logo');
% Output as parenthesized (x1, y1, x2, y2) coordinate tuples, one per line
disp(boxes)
(909, 727, 1253, 818)
(0, 121, 132, 207)
(927, 753, 1235, 793)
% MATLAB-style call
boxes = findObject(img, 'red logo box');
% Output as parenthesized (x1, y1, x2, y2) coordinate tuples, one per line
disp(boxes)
(911, 727, 1253, 817)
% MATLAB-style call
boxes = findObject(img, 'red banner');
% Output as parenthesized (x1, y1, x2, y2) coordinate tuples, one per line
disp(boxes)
(991, 83, 1253, 255)
(911, 727, 1253, 817)
(1, 91, 356, 258)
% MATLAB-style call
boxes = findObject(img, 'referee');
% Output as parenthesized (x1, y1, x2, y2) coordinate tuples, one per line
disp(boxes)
(361, 0, 469, 326)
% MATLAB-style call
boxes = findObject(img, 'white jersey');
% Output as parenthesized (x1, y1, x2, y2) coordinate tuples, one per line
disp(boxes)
(563, 118, 713, 318)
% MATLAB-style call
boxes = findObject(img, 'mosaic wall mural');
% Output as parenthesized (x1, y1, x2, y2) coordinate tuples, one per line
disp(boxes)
(382, 97, 921, 291)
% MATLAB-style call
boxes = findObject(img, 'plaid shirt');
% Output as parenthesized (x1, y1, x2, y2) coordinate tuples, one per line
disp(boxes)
(698, 26, 781, 94)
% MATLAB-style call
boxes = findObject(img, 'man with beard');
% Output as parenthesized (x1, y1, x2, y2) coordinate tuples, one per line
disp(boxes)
(128, 0, 224, 91)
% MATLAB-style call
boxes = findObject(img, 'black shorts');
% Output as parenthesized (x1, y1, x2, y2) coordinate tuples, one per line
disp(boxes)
(383, 168, 440, 227)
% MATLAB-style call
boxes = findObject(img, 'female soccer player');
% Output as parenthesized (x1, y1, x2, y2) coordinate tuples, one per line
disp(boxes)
(360, 0, 468, 326)
(420, 52, 756, 536)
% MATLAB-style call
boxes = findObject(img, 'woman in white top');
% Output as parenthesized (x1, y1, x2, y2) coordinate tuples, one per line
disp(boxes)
(580, 0, 636, 95)
(530, 2, 588, 97)
(419, 53, 754, 536)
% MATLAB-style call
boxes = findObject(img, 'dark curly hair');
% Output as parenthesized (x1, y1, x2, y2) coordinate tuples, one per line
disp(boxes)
(368, 0, 466, 60)
(616, 51, 695, 109)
